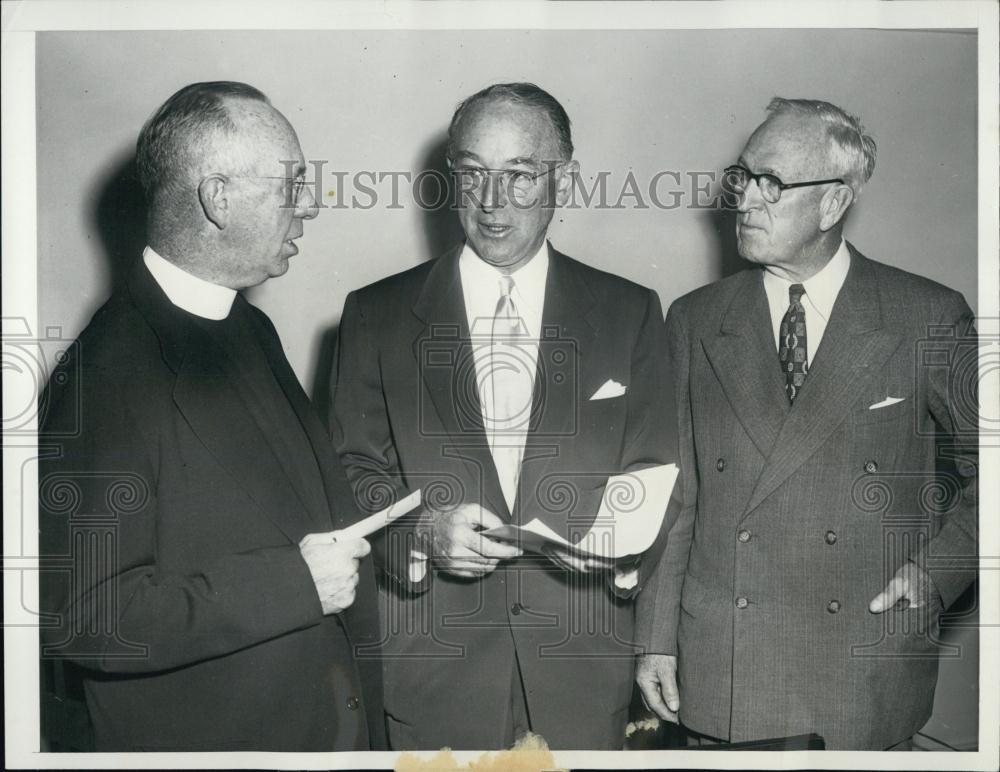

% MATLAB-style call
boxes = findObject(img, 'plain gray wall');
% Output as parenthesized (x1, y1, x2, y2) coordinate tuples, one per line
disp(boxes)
(35, 28, 979, 750)
(37, 29, 977, 399)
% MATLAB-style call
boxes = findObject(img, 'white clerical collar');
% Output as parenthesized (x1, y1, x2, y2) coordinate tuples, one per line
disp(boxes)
(762, 239, 850, 324)
(143, 246, 237, 320)
(458, 240, 550, 316)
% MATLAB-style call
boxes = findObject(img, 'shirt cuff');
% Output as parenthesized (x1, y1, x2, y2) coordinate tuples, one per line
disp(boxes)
(614, 565, 639, 590)
(409, 549, 429, 583)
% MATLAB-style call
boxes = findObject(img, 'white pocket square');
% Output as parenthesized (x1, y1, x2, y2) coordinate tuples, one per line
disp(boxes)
(590, 379, 627, 400)
(869, 396, 906, 410)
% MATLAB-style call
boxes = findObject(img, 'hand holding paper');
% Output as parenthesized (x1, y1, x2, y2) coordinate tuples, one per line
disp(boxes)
(485, 464, 679, 559)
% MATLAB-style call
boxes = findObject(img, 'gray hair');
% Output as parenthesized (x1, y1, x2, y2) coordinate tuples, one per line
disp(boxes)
(447, 82, 574, 161)
(766, 97, 877, 192)
(135, 81, 269, 208)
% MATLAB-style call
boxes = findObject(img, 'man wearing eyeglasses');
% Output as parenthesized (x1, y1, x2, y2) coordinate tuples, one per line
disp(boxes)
(636, 98, 977, 750)
(332, 82, 676, 749)
(39, 82, 384, 751)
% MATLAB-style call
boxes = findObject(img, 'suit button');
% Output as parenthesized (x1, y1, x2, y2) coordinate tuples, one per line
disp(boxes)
(864, 460, 878, 474)
(716, 458, 726, 472)
(737, 529, 752, 543)
(346, 696, 360, 710)
(510, 603, 522, 616)
(827, 600, 841, 614)
(825, 530, 838, 545)
(735, 596, 749, 609)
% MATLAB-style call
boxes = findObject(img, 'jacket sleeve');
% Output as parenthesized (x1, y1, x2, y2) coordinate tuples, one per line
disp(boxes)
(912, 292, 978, 609)
(634, 297, 696, 652)
(38, 353, 325, 675)
(605, 287, 681, 600)
(330, 290, 431, 593)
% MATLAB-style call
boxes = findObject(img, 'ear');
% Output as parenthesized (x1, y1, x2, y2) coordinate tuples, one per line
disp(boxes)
(554, 159, 579, 207)
(198, 174, 230, 230)
(819, 184, 854, 231)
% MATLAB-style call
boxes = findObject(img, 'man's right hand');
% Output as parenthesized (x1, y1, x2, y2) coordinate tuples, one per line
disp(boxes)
(420, 504, 522, 579)
(636, 654, 680, 723)
(298, 535, 371, 615)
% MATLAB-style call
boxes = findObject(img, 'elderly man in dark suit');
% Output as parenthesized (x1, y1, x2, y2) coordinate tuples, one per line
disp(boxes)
(39, 81, 383, 752)
(331, 82, 675, 750)
(636, 97, 978, 750)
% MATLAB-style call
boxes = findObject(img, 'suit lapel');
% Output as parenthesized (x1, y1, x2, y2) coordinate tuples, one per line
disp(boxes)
(703, 269, 789, 458)
(527, 246, 598, 437)
(741, 248, 903, 518)
(410, 247, 509, 519)
(241, 301, 340, 530)
(129, 263, 317, 543)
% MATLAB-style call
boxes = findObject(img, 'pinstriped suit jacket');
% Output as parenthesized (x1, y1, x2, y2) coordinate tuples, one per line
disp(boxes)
(637, 245, 977, 749)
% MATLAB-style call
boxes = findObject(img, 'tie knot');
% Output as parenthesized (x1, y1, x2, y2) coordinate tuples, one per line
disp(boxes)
(789, 283, 805, 304)
(499, 275, 515, 299)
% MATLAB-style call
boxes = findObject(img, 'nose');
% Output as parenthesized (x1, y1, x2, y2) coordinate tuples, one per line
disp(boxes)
(296, 184, 320, 220)
(735, 178, 763, 213)
(479, 173, 506, 212)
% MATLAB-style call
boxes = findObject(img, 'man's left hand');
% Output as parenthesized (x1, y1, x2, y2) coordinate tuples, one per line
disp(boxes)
(869, 561, 940, 613)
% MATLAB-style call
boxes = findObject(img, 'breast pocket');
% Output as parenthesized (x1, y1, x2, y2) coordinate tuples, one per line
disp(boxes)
(853, 395, 911, 426)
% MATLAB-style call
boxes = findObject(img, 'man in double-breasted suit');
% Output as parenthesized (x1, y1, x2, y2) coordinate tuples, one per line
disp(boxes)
(332, 83, 675, 750)
(39, 82, 383, 751)
(636, 97, 977, 750)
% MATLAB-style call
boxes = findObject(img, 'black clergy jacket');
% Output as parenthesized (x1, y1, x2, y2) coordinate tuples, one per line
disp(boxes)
(39, 259, 384, 751)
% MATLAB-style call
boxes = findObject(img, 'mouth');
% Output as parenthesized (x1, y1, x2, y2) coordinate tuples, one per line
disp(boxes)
(477, 221, 512, 239)
(283, 235, 301, 255)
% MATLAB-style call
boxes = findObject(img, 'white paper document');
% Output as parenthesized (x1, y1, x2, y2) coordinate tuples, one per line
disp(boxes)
(331, 489, 422, 542)
(484, 464, 678, 558)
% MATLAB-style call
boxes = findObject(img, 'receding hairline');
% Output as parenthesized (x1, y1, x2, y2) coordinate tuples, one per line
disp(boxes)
(449, 95, 567, 159)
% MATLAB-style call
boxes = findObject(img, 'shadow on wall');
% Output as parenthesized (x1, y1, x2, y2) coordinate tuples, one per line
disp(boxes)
(416, 129, 465, 264)
(311, 130, 465, 422)
(94, 152, 147, 294)
(703, 186, 746, 281)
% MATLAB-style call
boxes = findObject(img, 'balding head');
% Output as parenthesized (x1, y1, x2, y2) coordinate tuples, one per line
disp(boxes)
(135, 81, 271, 216)
(136, 82, 317, 289)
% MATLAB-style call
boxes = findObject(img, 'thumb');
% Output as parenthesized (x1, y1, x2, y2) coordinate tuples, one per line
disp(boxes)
(869, 575, 905, 613)
(476, 507, 506, 530)
(343, 537, 371, 559)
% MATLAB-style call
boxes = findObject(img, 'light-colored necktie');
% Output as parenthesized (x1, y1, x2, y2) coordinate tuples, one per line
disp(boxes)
(487, 275, 530, 511)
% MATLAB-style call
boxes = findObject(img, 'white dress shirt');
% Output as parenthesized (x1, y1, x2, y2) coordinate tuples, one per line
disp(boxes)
(762, 239, 851, 363)
(143, 246, 236, 320)
(408, 243, 549, 583)
(460, 240, 550, 513)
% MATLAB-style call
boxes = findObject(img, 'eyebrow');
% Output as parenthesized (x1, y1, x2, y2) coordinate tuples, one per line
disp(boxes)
(737, 157, 780, 177)
(452, 151, 540, 168)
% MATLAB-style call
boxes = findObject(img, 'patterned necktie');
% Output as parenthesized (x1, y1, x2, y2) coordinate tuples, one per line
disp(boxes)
(779, 283, 808, 402)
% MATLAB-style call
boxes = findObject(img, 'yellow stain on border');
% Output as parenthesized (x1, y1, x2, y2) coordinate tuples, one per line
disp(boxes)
(395, 732, 561, 772)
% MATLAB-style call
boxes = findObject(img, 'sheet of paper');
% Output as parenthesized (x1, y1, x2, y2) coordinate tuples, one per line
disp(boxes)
(333, 489, 422, 541)
(485, 464, 678, 558)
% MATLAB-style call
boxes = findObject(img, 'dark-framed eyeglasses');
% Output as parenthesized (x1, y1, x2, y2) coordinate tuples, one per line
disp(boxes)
(722, 164, 846, 204)
(450, 163, 562, 204)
